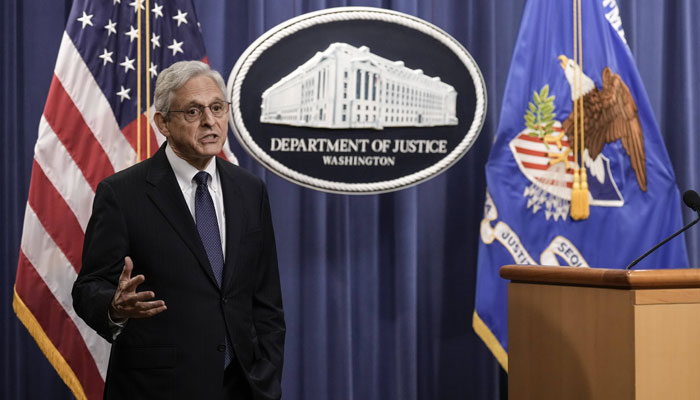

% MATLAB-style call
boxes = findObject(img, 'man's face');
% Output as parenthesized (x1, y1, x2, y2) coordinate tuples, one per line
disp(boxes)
(156, 75, 227, 169)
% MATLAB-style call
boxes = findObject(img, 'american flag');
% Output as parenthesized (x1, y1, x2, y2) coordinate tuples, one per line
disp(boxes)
(12, 1, 235, 398)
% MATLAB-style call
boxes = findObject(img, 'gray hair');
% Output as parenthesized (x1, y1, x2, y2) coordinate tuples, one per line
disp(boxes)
(153, 60, 227, 116)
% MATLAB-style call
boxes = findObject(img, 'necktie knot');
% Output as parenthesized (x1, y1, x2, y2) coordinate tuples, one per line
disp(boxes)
(194, 171, 209, 187)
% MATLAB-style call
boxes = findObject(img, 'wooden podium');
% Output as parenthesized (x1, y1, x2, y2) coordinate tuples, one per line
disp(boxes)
(501, 265, 700, 400)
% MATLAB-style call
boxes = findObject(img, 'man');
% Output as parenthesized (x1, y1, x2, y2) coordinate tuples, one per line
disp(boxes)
(72, 60, 285, 400)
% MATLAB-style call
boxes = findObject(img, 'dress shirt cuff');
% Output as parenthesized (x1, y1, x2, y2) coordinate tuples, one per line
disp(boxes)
(107, 309, 128, 340)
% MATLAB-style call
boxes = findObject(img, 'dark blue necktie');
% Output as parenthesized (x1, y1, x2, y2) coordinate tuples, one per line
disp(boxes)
(193, 171, 232, 368)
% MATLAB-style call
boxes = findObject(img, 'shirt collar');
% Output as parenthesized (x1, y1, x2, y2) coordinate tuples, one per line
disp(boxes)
(165, 142, 219, 193)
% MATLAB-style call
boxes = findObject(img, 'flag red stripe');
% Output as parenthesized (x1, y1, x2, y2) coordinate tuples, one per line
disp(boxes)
(522, 161, 550, 170)
(27, 160, 84, 272)
(522, 161, 575, 176)
(514, 146, 546, 156)
(517, 134, 570, 147)
(534, 176, 573, 188)
(521, 161, 575, 174)
(15, 252, 104, 400)
(514, 146, 575, 162)
(121, 114, 161, 159)
(43, 75, 114, 190)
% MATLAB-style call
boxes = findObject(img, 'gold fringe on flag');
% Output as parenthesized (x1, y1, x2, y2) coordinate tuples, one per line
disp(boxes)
(13, 288, 88, 400)
(472, 311, 508, 372)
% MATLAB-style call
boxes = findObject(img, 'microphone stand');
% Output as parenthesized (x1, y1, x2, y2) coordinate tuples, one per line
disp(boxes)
(626, 214, 700, 270)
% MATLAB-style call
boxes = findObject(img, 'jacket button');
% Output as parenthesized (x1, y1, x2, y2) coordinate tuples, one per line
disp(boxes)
(221, 297, 228, 304)
(217, 344, 226, 352)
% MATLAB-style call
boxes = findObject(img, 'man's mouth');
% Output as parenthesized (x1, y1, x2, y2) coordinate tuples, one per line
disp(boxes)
(199, 133, 219, 143)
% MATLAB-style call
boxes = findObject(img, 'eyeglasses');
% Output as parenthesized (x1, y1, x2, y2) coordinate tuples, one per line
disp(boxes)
(168, 101, 230, 122)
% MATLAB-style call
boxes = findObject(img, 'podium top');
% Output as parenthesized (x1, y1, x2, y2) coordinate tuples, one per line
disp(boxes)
(500, 265, 700, 289)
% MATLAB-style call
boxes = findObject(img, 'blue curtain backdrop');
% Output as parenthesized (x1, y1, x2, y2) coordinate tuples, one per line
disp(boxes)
(2, 1, 699, 399)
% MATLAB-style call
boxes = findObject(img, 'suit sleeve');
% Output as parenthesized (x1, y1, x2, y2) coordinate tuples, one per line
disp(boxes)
(72, 180, 130, 342)
(252, 183, 286, 371)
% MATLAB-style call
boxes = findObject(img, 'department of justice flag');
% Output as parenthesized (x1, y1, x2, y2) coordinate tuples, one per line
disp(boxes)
(473, 0, 689, 370)
(12, 1, 235, 398)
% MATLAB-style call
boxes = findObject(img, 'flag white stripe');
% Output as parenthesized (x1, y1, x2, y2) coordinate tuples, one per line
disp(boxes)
(55, 33, 136, 172)
(20, 206, 110, 378)
(527, 169, 573, 182)
(515, 153, 553, 165)
(35, 116, 95, 231)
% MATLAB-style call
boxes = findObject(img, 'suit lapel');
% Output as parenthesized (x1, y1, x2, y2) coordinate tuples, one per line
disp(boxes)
(145, 145, 220, 289)
(217, 158, 246, 291)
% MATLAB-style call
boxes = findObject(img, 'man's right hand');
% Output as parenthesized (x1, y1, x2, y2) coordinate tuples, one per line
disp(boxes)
(109, 256, 167, 321)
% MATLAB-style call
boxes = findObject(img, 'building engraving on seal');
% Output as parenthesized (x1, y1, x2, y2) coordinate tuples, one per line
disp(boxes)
(260, 43, 458, 130)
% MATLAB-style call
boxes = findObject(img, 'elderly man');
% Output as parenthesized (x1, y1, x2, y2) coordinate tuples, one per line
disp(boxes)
(72, 60, 285, 400)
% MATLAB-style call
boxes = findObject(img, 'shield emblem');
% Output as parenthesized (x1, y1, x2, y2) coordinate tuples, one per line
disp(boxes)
(510, 122, 624, 208)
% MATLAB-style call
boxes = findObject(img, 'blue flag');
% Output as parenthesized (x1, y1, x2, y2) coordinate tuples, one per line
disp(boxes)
(473, 0, 689, 371)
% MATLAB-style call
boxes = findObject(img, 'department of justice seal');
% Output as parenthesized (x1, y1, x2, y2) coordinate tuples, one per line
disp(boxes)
(228, 7, 486, 194)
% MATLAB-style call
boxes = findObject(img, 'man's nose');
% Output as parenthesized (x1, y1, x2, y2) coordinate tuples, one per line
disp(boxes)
(200, 107, 216, 125)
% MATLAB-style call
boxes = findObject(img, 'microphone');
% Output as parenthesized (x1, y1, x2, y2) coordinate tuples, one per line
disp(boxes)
(626, 190, 700, 270)
(684, 189, 700, 212)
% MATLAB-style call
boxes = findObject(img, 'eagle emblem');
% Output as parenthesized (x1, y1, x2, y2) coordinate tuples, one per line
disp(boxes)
(509, 55, 645, 221)
(558, 55, 647, 192)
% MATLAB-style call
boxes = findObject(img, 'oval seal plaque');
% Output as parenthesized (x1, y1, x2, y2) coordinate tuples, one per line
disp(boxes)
(228, 7, 486, 194)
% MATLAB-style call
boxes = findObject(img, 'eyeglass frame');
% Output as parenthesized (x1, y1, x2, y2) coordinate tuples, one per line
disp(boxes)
(166, 101, 231, 122)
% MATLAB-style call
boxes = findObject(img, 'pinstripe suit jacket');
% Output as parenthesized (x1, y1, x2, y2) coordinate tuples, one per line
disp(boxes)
(72, 144, 285, 400)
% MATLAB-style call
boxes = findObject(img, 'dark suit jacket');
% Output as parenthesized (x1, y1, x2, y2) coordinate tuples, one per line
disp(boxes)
(72, 144, 285, 400)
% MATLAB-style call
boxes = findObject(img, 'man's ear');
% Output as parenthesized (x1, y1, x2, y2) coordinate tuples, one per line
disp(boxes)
(154, 112, 169, 137)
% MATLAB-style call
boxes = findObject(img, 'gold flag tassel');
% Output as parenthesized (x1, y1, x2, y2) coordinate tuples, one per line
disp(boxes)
(570, 0, 589, 220)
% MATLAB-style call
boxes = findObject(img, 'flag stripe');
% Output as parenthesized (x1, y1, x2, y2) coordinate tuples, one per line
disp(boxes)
(527, 169, 573, 182)
(528, 171, 573, 183)
(515, 154, 575, 173)
(535, 176, 573, 188)
(522, 161, 553, 171)
(121, 114, 161, 160)
(15, 253, 104, 400)
(516, 133, 571, 147)
(513, 146, 575, 162)
(20, 204, 111, 377)
(514, 146, 547, 157)
(43, 75, 114, 191)
(55, 33, 136, 172)
(35, 116, 95, 230)
(27, 160, 84, 272)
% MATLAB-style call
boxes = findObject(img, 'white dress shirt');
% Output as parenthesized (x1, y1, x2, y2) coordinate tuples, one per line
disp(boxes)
(165, 143, 227, 257)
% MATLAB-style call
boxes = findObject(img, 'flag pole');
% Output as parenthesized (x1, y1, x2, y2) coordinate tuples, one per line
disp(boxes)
(570, 0, 589, 220)
(136, 0, 142, 162)
(577, 0, 589, 218)
(570, 0, 581, 218)
(146, 0, 151, 157)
